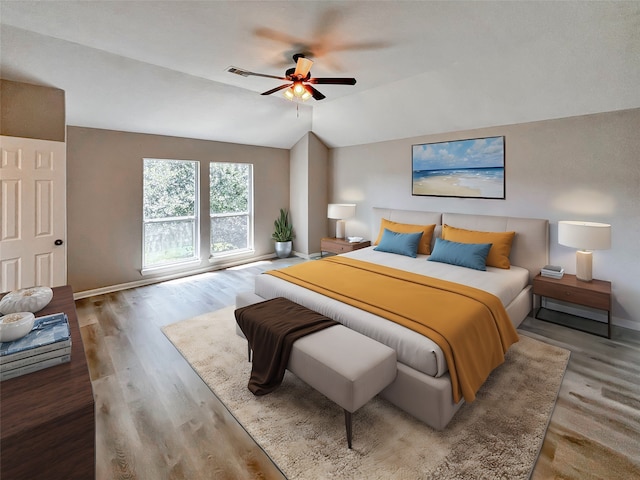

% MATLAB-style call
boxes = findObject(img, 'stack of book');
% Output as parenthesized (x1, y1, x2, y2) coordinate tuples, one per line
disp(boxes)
(0, 312, 72, 381)
(541, 264, 565, 279)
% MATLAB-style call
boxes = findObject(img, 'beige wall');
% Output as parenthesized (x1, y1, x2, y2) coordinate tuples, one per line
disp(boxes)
(67, 126, 289, 292)
(290, 134, 309, 254)
(307, 132, 329, 253)
(0, 79, 65, 141)
(289, 132, 329, 256)
(330, 108, 640, 330)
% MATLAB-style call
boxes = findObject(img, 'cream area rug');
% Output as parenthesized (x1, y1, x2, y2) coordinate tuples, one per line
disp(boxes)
(162, 306, 570, 480)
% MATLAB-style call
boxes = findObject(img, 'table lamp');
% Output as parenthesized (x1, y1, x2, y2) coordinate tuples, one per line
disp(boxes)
(327, 204, 356, 239)
(558, 220, 611, 282)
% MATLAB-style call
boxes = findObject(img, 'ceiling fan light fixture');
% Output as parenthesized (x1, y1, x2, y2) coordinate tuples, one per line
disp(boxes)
(293, 81, 305, 96)
(301, 85, 313, 101)
(283, 81, 311, 101)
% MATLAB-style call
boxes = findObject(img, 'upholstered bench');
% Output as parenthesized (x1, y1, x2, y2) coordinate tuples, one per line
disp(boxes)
(236, 292, 397, 448)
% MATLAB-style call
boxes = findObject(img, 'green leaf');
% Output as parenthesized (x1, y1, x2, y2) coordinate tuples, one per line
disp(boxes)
(271, 208, 295, 242)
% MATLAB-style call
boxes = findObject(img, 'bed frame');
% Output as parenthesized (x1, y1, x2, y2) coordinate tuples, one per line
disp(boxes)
(371, 208, 549, 428)
(243, 208, 549, 430)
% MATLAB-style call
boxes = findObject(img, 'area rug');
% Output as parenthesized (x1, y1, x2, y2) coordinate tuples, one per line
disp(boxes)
(162, 306, 570, 480)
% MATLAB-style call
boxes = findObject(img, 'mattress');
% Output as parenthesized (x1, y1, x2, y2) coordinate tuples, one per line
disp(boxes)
(255, 247, 529, 378)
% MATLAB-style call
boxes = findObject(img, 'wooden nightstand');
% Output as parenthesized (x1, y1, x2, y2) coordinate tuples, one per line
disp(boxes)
(320, 237, 371, 257)
(532, 273, 612, 338)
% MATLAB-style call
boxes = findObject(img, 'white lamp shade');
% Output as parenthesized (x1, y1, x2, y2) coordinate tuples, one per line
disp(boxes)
(558, 221, 611, 250)
(327, 204, 356, 220)
(328, 204, 356, 239)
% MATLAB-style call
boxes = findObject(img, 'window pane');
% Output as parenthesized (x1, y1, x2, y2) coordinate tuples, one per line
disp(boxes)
(210, 163, 249, 214)
(144, 219, 196, 266)
(143, 159, 198, 268)
(210, 215, 249, 253)
(144, 159, 196, 220)
(210, 162, 253, 256)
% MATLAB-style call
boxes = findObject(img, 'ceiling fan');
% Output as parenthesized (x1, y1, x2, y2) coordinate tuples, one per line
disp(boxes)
(227, 53, 356, 101)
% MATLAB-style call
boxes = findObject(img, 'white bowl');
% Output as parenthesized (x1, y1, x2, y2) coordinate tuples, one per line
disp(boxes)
(0, 286, 53, 314)
(0, 312, 36, 343)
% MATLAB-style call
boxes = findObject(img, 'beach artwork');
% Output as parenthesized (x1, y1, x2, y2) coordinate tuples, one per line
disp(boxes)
(412, 136, 505, 198)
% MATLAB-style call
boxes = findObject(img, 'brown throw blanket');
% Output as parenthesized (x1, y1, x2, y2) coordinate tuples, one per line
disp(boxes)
(235, 297, 338, 395)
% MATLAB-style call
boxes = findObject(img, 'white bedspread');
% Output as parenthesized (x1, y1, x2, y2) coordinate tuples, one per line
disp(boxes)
(254, 247, 529, 378)
(343, 247, 529, 307)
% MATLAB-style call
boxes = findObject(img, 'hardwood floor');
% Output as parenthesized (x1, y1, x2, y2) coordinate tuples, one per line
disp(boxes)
(75, 258, 640, 479)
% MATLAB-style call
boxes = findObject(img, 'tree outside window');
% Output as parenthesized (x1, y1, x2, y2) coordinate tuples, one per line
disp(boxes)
(210, 162, 253, 255)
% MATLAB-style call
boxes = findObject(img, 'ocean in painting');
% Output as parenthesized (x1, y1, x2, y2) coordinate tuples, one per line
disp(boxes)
(412, 167, 504, 198)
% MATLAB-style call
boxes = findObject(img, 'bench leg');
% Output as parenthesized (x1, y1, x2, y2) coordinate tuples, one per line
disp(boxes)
(344, 410, 352, 449)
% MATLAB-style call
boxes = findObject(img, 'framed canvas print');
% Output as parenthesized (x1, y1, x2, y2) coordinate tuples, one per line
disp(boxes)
(412, 136, 505, 199)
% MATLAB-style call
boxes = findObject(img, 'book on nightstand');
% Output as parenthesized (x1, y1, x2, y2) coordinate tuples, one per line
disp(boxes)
(541, 265, 565, 279)
(0, 312, 72, 381)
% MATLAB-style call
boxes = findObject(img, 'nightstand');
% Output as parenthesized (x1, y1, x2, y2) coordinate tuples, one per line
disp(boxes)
(320, 237, 371, 257)
(532, 273, 612, 338)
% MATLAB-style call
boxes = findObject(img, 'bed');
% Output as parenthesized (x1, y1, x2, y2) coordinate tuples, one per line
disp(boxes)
(242, 208, 549, 429)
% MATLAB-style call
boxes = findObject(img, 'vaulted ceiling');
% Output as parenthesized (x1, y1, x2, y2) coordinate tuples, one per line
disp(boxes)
(1, 1, 639, 149)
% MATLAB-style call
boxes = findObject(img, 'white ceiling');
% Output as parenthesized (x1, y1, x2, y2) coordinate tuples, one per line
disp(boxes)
(1, 1, 639, 149)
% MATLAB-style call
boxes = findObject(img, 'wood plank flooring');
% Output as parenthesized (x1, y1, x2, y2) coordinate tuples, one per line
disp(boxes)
(74, 258, 640, 479)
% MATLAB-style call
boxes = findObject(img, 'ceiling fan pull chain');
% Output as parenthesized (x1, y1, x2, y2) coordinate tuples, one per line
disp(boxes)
(296, 102, 299, 118)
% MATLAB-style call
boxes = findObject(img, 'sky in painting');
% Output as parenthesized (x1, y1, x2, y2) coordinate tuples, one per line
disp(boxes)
(412, 136, 504, 171)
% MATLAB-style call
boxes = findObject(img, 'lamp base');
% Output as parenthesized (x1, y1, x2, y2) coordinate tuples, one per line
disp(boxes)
(576, 250, 593, 282)
(335, 220, 346, 239)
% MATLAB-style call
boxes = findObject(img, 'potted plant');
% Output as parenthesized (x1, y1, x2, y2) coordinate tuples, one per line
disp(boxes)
(272, 208, 294, 258)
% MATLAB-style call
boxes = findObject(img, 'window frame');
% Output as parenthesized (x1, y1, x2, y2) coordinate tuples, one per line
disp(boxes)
(209, 161, 254, 259)
(141, 158, 200, 274)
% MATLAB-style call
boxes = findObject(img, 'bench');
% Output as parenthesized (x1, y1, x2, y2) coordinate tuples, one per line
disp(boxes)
(236, 292, 397, 448)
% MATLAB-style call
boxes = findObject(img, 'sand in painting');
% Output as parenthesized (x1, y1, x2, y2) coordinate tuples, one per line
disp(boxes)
(413, 169, 503, 197)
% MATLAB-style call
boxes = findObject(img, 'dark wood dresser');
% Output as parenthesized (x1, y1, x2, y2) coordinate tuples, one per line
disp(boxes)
(1, 285, 95, 479)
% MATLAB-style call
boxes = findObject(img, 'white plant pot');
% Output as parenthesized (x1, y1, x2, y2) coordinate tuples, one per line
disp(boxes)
(275, 241, 292, 259)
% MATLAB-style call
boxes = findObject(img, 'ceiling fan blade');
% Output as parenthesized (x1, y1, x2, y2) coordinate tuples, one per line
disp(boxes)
(261, 84, 292, 96)
(308, 77, 357, 85)
(294, 57, 313, 78)
(227, 66, 288, 81)
(305, 85, 326, 101)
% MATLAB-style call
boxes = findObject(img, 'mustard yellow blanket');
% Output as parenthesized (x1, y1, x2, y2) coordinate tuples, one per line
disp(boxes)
(266, 256, 519, 403)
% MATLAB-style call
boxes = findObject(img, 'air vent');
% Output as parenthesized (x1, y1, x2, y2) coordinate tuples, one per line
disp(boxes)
(226, 66, 249, 77)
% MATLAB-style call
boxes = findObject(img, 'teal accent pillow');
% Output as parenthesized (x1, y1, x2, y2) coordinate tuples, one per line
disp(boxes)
(428, 238, 492, 271)
(373, 228, 423, 258)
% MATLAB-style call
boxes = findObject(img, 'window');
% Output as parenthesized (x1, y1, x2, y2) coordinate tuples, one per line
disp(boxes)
(210, 162, 253, 256)
(143, 159, 199, 269)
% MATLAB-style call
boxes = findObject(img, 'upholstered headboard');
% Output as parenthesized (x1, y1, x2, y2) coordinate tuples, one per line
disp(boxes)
(372, 208, 549, 282)
(372, 208, 443, 247)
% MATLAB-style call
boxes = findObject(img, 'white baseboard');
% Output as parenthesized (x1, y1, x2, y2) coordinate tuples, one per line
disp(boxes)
(542, 298, 607, 322)
(542, 298, 638, 332)
(292, 250, 322, 260)
(73, 253, 279, 300)
(612, 317, 639, 331)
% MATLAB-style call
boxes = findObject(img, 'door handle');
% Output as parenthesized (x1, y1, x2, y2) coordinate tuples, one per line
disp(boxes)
(54, 239, 64, 246)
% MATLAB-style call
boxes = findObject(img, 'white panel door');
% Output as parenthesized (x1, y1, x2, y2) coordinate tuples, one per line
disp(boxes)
(0, 136, 67, 291)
